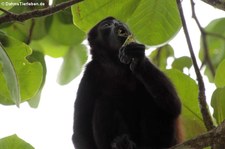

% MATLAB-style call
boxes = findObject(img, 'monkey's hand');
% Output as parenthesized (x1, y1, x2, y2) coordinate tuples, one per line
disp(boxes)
(111, 135, 136, 149)
(119, 42, 145, 72)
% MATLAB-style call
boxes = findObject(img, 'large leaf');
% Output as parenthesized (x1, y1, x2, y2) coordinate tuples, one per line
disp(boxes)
(211, 87, 225, 125)
(0, 0, 21, 15)
(0, 17, 48, 42)
(0, 134, 34, 149)
(149, 44, 174, 69)
(30, 35, 69, 58)
(0, 42, 20, 107)
(30, 14, 85, 58)
(214, 59, 225, 88)
(58, 44, 87, 85)
(72, 0, 181, 46)
(54, 0, 73, 24)
(127, 0, 181, 46)
(172, 56, 192, 72)
(199, 18, 225, 82)
(27, 51, 46, 108)
(72, 0, 140, 31)
(0, 32, 43, 105)
(49, 15, 85, 46)
(164, 69, 206, 139)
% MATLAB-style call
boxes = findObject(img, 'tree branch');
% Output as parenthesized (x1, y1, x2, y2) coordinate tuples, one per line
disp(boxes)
(176, 0, 215, 131)
(201, 0, 225, 12)
(170, 120, 225, 149)
(0, 0, 83, 24)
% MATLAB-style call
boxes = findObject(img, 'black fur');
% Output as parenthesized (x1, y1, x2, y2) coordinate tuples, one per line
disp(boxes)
(72, 17, 181, 149)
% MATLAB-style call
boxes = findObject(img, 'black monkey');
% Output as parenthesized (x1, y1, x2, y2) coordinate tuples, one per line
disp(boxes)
(72, 17, 182, 149)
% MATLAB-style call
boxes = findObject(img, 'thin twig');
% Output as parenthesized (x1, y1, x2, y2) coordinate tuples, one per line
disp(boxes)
(191, 0, 215, 77)
(176, 0, 215, 131)
(26, 19, 35, 45)
(0, 0, 83, 24)
(0, 8, 13, 15)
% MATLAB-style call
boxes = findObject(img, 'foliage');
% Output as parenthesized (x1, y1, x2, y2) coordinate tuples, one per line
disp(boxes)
(0, 134, 34, 149)
(71, 0, 181, 46)
(0, 0, 225, 147)
(199, 18, 225, 82)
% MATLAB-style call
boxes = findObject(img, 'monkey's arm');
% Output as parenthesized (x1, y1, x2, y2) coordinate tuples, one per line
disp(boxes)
(135, 58, 181, 117)
(72, 66, 98, 149)
(119, 43, 181, 118)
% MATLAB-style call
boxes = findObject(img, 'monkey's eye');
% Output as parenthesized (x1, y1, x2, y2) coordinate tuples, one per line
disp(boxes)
(102, 22, 111, 28)
(118, 27, 129, 37)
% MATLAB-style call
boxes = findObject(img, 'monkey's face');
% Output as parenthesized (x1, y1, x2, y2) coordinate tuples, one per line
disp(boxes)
(88, 17, 131, 50)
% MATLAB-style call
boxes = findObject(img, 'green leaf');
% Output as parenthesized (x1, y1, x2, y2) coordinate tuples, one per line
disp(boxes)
(199, 18, 225, 82)
(149, 44, 174, 69)
(26, 51, 46, 108)
(49, 15, 85, 46)
(0, 21, 30, 43)
(54, 0, 73, 24)
(30, 14, 85, 58)
(58, 44, 87, 85)
(0, 134, 34, 149)
(172, 56, 192, 72)
(164, 69, 206, 139)
(72, 0, 140, 32)
(0, 41, 20, 107)
(0, 32, 43, 105)
(127, 0, 181, 46)
(30, 35, 68, 58)
(214, 59, 225, 88)
(0, 0, 21, 15)
(0, 17, 48, 42)
(211, 87, 225, 125)
(72, 0, 181, 46)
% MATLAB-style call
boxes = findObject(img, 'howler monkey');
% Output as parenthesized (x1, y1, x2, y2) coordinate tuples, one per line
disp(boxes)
(72, 17, 182, 149)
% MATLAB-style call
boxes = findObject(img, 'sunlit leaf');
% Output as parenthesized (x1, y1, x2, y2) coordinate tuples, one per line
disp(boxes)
(58, 44, 87, 85)
(0, 0, 21, 15)
(149, 44, 174, 69)
(199, 18, 225, 82)
(127, 0, 181, 46)
(49, 15, 85, 46)
(0, 134, 34, 149)
(214, 59, 225, 88)
(27, 51, 46, 108)
(172, 56, 192, 72)
(30, 14, 85, 58)
(0, 21, 30, 43)
(211, 87, 225, 125)
(0, 41, 20, 107)
(54, 0, 73, 24)
(72, 0, 181, 46)
(0, 17, 48, 42)
(165, 69, 206, 139)
(0, 32, 43, 105)
(30, 35, 68, 58)
(72, 0, 140, 31)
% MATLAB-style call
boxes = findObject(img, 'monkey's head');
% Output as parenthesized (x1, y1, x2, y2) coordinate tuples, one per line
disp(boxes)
(88, 17, 131, 51)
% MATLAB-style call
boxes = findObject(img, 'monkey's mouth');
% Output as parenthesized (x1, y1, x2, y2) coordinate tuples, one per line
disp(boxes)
(117, 27, 130, 37)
